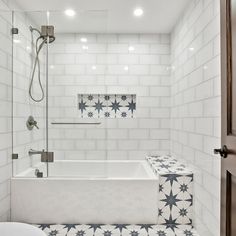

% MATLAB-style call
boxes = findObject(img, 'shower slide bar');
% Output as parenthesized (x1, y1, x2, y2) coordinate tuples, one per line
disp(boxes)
(51, 122, 101, 125)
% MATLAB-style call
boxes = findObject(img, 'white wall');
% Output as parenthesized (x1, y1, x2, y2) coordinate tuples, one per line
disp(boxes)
(170, 0, 221, 235)
(48, 33, 171, 160)
(0, 0, 12, 221)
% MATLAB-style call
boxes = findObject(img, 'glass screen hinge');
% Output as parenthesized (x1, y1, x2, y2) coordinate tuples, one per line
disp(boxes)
(41, 151, 54, 162)
(12, 153, 18, 160)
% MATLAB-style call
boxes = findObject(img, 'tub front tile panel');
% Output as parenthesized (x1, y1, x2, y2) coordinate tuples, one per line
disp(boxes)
(78, 94, 136, 118)
(35, 224, 200, 236)
(146, 155, 193, 226)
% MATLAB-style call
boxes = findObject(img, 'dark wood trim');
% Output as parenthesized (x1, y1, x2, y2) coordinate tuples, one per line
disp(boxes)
(226, 171, 232, 235)
(221, 0, 228, 235)
(221, 0, 236, 235)
(226, 0, 233, 135)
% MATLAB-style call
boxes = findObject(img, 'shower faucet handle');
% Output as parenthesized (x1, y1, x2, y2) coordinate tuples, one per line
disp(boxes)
(26, 116, 39, 130)
(32, 120, 39, 129)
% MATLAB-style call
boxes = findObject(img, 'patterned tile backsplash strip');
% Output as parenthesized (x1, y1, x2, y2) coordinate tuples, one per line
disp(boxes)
(35, 224, 200, 236)
(78, 94, 136, 118)
(146, 155, 193, 226)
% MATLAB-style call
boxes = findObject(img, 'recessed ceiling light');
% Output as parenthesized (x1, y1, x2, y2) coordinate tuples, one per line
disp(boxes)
(133, 8, 144, 17)
(80, 37, 87, 43)
(64, 9, 76, 17)
(124, 66, 129, 71)
(128, 46, 135, 52)
(50, 65, 55, 69)
(189, 47, 195, 51)
(92, 65, 97, 70)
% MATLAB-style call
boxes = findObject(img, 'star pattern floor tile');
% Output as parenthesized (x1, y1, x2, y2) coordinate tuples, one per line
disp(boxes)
(35, 224, 199, 236)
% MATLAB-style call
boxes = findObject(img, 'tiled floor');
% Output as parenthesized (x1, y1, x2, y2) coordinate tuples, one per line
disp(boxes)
(35, 224, 199, 236)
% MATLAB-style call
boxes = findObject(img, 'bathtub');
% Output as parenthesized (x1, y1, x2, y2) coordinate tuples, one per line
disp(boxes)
(11, 160, 158, 224)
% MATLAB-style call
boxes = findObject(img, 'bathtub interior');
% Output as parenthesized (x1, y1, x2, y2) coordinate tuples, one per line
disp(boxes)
(15, 160, 157, 179)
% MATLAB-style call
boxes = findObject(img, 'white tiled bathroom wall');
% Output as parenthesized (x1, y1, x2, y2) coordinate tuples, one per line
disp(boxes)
(0, 1, 222, 235)
(48, 33, 171, 160)
(0, 0, 12, 221)
(170, 0, 221, 235)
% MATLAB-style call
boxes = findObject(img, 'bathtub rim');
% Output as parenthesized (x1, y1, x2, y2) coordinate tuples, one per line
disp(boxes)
(12, 160, 158, 180)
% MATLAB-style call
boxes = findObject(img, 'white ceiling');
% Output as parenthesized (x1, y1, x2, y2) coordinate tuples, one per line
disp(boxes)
(11, 0, 190, 33)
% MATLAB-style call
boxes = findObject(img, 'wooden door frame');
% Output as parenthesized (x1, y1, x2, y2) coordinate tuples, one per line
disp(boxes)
(221, 0, 236, 235)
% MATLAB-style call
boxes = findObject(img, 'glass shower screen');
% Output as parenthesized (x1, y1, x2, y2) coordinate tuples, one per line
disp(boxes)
(47, 10, 110, 177)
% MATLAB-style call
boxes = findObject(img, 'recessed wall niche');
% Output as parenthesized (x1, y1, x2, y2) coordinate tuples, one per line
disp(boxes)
(78, 94, 136, 118)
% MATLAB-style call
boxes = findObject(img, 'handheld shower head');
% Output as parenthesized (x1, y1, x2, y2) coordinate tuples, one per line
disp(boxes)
(29, 25, 56, 102)
(29, 25, 55, 43)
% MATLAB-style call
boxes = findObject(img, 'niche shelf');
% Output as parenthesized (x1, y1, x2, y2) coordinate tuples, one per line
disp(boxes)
(78, 94, 136, 118)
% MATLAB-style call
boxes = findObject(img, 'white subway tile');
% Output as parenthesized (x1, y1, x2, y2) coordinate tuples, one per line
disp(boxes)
(150, 108, 170, 118)
(76, 54, 96, 64)
(118, 140, 138, 150)
(196, 118, 213, 135)
(129, 65, 149, 75)
(75, 140, 96, 150)
(54, 54, 75, 64)
(118, 55, 139, 64)
(139, 55, 160, 65)
(150, 86, 170, 97)
(107, 129, 128, 139)
(150, 129, 169, 139)
(195, 79, 214, 100)
(107, 44, 129, 53)
(195, 42, 214, 67)
(118, 34, 139, 43)
(129, 130, 149, 139)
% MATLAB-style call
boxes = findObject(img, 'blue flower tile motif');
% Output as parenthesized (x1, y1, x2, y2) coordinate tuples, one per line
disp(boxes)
(104, 95, 110, 101)
(78, 94, 136, 118)
(88, 95, 94, 101)
(88, 111, 94, 118)
(121, 95, 127, 101)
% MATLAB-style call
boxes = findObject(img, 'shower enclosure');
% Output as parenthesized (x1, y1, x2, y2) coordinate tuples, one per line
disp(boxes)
(10, 8, 171, 223)
(11, 9, 113, 177)
(11, 8, 169, 178)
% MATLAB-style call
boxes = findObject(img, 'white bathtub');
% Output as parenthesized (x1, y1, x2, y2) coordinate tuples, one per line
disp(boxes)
(11, 160, 158, 224)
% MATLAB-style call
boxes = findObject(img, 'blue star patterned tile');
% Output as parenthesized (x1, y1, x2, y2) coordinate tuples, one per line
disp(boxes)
(35, 224, 199, 236)
(67, 225, 94, 236)
(34, 157, 195, 235)
(146, 155, 193, 226)
(78, 94, 136, 118)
